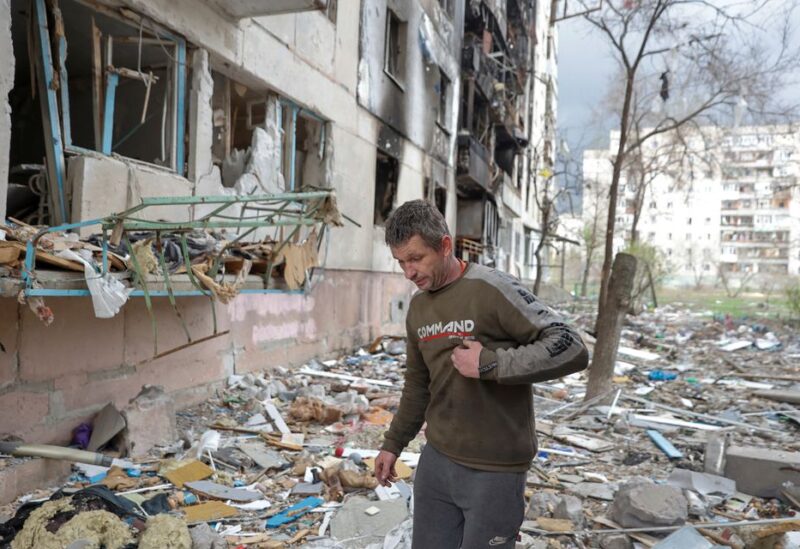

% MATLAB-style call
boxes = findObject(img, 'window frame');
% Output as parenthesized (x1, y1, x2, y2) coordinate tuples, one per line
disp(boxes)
(277, 98, 327, 192)
(50, 0, 188, 174)
(383, 9, 407, 89)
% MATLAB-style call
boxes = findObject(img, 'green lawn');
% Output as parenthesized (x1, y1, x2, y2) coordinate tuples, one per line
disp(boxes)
(657, 287, 792, 319)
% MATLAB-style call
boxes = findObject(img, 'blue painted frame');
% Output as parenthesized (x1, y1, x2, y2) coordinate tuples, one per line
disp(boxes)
(32, 0, 68, 224)
(276, 98, 328, 191)
(101, 73, 119, 154)
(44, 1, 187, 174)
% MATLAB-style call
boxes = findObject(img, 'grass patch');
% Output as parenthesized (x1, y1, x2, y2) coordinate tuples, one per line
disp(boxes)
(657, 287, 791, 320)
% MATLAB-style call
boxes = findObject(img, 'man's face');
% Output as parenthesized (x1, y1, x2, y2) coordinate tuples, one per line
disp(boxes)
(390, 235, 452, 291)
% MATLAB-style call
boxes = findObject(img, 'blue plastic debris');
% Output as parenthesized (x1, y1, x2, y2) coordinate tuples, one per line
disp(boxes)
(648, 370, 678, 381)
(126, 468, 141, 478)
(647, 429, 683, 460)
(266, 496, 324, 528)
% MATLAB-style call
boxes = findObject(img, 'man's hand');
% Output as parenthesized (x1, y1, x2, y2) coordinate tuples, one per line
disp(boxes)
(451, 339, 483, 379)
(375, 450, 398, 487)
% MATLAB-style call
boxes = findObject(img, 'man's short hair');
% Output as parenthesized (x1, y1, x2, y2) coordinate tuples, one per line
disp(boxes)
(385, 200, 451, 251)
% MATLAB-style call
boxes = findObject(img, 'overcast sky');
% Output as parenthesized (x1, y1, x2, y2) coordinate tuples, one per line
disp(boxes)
(556, 3, 800, 161)
(556, 16, 614, 156)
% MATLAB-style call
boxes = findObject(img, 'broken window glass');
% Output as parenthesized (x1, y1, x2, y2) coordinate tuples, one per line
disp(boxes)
(374, 152, 399, 226)
(59, 0, 187, 170)
(384, 10, 406, 85)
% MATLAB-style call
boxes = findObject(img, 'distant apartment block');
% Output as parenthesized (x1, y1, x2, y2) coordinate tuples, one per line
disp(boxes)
(582, 125, 800, 286)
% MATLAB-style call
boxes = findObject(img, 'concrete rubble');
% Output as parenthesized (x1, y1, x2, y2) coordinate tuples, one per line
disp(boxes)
(1, 303, 800, 547)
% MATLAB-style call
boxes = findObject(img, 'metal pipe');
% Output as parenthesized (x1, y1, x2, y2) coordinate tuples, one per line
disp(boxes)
(0, 442, 135, 469)
(524, 516, 800, 537)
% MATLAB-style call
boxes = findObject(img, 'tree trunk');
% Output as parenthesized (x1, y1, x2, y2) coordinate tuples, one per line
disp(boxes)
(597, 73, 635, 318)
(580, 246, 594, 297)
(585, 252, 637, 402)
(533, 249, 543, 295)
(533, 201, 551, 295)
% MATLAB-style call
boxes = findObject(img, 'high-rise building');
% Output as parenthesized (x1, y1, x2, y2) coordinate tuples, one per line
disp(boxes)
(582, 125, 800, 286)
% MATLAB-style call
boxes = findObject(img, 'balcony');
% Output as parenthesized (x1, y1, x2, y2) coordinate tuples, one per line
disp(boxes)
(461, 43, 497, 101)
(501, 173, 523, 218)
(456, 135, 491, 196)
(204, 0, 327, 19)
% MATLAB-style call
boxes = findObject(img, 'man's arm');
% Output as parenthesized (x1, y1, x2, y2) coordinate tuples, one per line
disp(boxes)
(478, 284, 589, 385)
(381, 319, 430, 455)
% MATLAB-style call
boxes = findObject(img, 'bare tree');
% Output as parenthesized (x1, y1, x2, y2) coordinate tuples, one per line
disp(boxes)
(579, 179, 605, 297)
(580, 0, 800, 401)
(531, 141, 581, 295)
(718, 264, 756, 298)
(689, 242, 711, 290)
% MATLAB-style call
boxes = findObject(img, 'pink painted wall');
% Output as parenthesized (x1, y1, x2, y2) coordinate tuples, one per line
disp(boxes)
(0, 270, 412, 447)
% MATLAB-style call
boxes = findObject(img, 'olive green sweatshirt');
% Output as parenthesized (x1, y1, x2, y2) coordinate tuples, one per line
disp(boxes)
(381, 263, 589, 472)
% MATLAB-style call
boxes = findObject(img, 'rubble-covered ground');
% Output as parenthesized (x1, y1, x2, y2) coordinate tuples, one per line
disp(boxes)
(1, 301, 799, 548)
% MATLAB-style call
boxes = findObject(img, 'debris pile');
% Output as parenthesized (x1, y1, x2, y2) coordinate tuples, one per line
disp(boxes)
(1, 305, 799, 547)
(0, 192, 342, 320)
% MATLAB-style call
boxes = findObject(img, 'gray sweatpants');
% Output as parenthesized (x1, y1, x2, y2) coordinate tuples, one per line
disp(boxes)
(412, 444, 526, 549)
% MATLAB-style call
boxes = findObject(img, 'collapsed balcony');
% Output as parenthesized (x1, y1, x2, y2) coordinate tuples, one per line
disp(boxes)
(0, 192, 346, 319)
(3, 0, 347, 313)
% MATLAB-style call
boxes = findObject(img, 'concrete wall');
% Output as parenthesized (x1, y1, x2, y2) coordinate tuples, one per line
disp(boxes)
(357, 0, 462, 161)
(69, 155, 195, 236)
(0, 0, 13, 220)
(0, 1, 434, 507)
(0, 269, 412, 450)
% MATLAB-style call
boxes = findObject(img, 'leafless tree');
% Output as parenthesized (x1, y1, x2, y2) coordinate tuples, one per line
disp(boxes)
(717, 264, 756, 298)
(531, 172, 569, 295)
(579, 178, 605, 297)
(580, 0, 800, 401)
(531, 140, 582, 295)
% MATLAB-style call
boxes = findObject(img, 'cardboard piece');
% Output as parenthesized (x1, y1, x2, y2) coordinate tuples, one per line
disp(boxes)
(183, 501, 239, 523)
(88, 404, 126, 452)
(163, 460, 214, 489)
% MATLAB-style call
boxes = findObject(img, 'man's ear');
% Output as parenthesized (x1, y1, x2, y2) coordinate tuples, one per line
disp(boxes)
(441, 234, 453, 257)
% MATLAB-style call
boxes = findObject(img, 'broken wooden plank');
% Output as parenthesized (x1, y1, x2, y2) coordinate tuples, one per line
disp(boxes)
(261, 433, 303, 451)
(297, 367, 395, 387)
(4, 241, 84, 272)
(752, 390, 800, 405)
(629, 414, 722, 431)
(91, 17, 103, 150)
(620, 394, 784, 435)
(537, 421, 615, 452)
(735, 373, 800, 382)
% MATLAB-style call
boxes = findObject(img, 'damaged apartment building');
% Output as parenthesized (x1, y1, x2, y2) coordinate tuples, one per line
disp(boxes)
(454, 0, 558, 279)
(0, 0, 559, 502)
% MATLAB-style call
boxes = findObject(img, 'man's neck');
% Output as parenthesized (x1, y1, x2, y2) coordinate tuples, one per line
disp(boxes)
(440, 256, 464, 288)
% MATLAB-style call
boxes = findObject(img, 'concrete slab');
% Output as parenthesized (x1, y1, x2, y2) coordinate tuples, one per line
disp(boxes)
(330, 496, 409, 548)
(725, 445, 800, 498)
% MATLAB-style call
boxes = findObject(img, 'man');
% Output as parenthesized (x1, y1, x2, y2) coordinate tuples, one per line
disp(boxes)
(374, 200, 588, 549)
